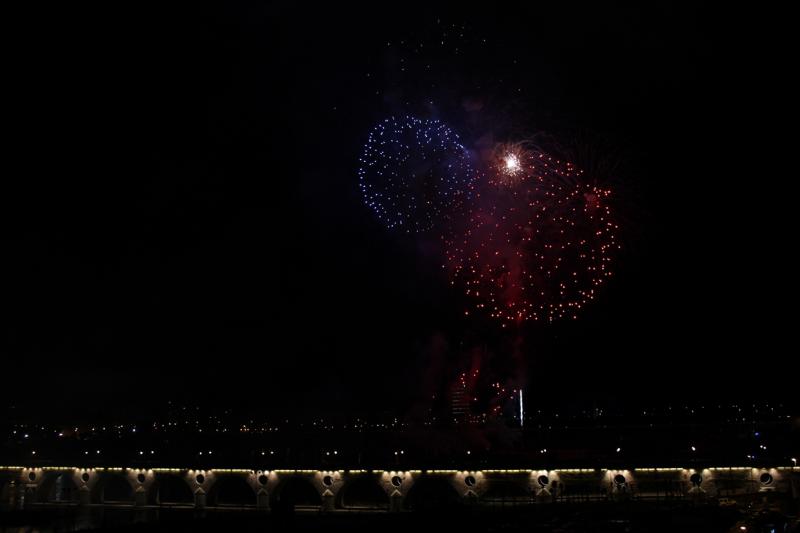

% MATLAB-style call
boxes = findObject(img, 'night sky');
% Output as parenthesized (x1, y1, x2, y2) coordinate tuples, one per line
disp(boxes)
(5, 3, 795, 418)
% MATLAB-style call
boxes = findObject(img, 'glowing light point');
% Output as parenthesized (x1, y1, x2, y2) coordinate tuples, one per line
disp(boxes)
(504, 154, 521, 174)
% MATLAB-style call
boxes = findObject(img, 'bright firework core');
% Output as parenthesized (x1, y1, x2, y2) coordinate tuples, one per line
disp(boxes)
(504, 153, 521, 174)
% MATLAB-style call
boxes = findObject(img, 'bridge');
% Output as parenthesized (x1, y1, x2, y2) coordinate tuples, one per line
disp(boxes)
(2, 465, 797, 512)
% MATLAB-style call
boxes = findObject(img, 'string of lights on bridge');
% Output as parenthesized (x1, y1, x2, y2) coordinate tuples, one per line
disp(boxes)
(2, 465, 796, 475)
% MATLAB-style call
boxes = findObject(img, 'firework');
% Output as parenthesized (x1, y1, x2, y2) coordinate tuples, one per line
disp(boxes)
(444, 145, 619, 324)
(359, 116, 475, 233)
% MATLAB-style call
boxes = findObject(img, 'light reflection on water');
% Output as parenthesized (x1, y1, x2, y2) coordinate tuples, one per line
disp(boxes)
(0, 505, 203, 532)
(0, 503, 754, 533)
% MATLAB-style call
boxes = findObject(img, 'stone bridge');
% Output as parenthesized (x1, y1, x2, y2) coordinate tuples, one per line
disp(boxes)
(2, 465, 797, 512)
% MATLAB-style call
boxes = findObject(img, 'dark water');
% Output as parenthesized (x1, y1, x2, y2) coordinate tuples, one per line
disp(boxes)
(0, 503, 747, 533)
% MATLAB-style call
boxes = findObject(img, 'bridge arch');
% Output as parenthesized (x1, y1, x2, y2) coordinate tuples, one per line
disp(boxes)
(37, 472, 80, 503)
(0, 479, 7, 502)
(93, 472, 135, 504)
(481, 477, 531, 505)
(1, 476, 16, 507)
(207, 474, 255, 507)
(404, 475, 460, 511)
(270, 476, 321, 512)
(153, 474, 193, 505)
(336, 475, 388, 509)
(631, 472, 677, 499)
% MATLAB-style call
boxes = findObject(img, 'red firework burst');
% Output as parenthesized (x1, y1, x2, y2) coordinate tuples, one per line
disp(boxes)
(444, 144, 619, 324)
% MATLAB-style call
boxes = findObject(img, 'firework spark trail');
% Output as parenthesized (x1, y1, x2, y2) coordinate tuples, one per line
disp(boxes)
(358, 116, 619, 324)
(358, 116, 475, 233)
(444, 145, 620, 325)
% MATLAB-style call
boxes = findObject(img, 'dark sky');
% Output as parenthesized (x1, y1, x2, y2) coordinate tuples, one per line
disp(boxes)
(4, 3, 795, 418)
